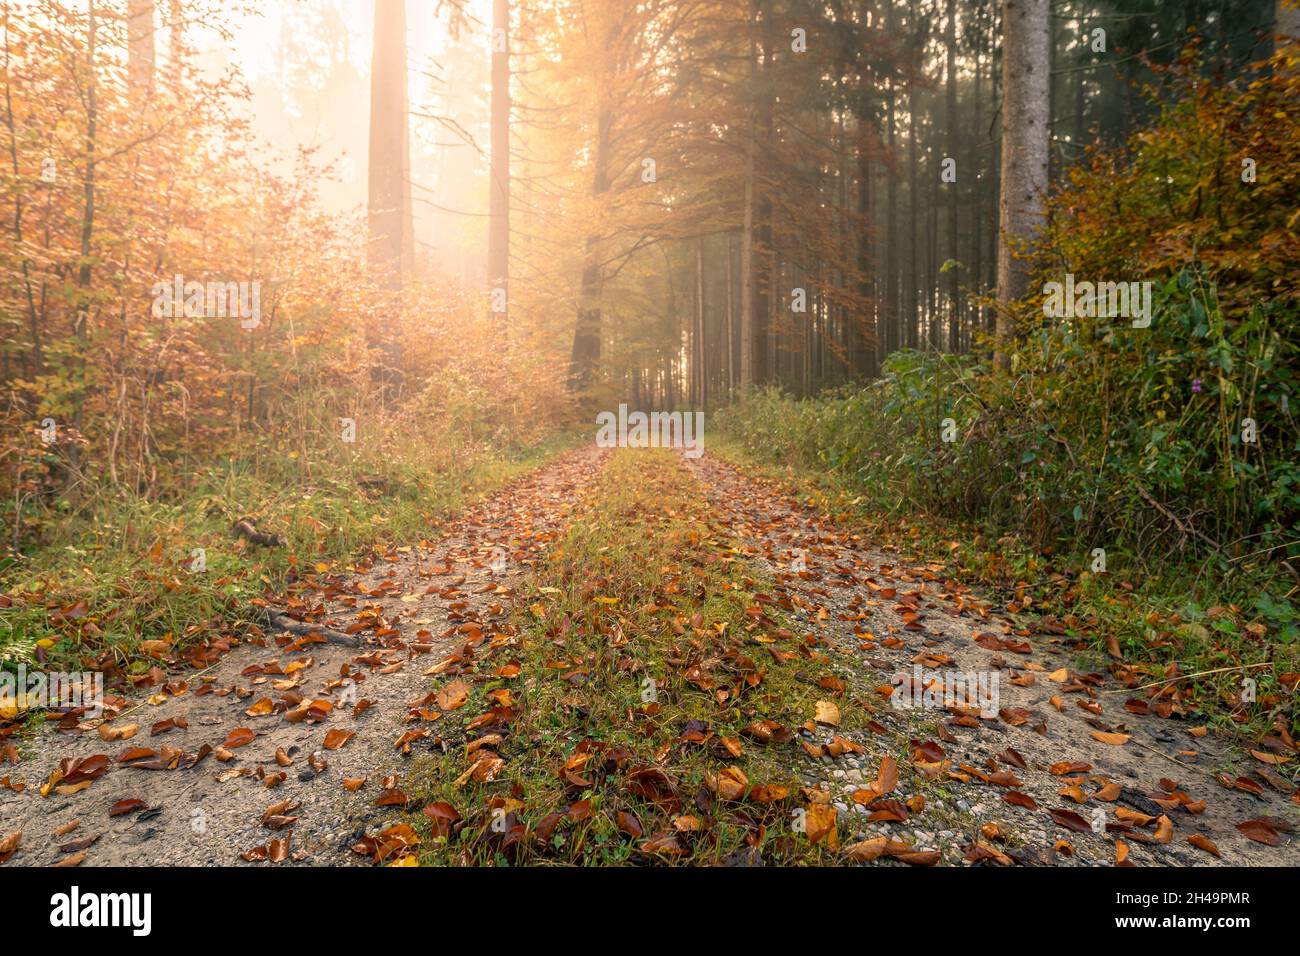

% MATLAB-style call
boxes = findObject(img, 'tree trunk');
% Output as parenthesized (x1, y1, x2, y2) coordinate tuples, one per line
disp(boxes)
(994, 0, 1049, 369)
(368, 0, 414, 287)
(695, 237, 706, 408)
(944, 0, 960, 352)
(4, 2, 42, 374)
(753, 0, 774, 386)
(971, 20, 983, 337)
(856, 105, 875, 375)
(906, 0, 920, 351)
(568, 98, 611, 390)
(127, 0, 154, 100)
(725, 231, 735, 396)
(738, 0, 758, 388)
(167, 0, 182, 89)
(488, 0, 509, 320)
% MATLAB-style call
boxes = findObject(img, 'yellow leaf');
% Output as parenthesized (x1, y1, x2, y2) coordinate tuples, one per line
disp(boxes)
(814, 700, 840, 726)
(1090, 731, 1131, 746)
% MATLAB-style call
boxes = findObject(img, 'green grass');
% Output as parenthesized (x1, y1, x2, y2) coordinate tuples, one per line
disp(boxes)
(0, 431, 578, 676)
(399, 448, 860, 866)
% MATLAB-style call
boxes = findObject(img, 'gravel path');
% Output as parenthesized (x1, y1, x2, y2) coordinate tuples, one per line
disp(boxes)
(686, 452, 1299, 866)
(0, 446, 604, 866)
(3, 443, 1295, 867)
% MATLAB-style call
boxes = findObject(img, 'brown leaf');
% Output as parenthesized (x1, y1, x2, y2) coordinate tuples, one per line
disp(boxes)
(1050, 807, 1092, 833)
(323, 729, 355, 750)
(814, 700, 840, 727)
(843, 836, 887, 862)
(1236, 818, 1280, 846)
(0, 831, 20, 863)
(1187, 833, 1221, 857)
(108, 798, 145, 817)
(1090, 731, 1131, 746)
(222, 727, 255, 749)
(435, 679, 471, 712)
(715, 766, 749, 801)
(1003, 791, 1038, 811)
(805, 803, 839, 847)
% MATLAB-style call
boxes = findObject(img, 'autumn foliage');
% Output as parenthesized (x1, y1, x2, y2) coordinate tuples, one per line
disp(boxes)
(1, 3, 571, 553)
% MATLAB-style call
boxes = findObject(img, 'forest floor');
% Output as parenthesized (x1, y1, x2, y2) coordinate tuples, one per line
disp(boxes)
(1, 445, 1296, 867)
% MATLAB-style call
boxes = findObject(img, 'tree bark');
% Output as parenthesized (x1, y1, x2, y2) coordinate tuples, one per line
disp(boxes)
(944, 0, 960, 352)
(753, 0, 774, 386)
(72, 0, 99, 475)
(127, 0, 154, 100)
(368, 0, 414, 287)
(906, 0, 920, 351)
(167, 0, 182, 89)
(488, 0, 509, 320)
(738, 0, 758, 388)
(884, 1, 899, 359)
(994, 0, 1049, 369)
(568, 94, 610, 391)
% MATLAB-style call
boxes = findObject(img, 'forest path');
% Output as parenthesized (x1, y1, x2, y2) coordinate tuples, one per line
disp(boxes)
(0, 446, 605, 866)
(2, 444, 1296, 867)
(684, 452, 1299, 866)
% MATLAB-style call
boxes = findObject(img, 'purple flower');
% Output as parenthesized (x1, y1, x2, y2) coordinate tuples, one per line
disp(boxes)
(1192, 378, 1202, 393)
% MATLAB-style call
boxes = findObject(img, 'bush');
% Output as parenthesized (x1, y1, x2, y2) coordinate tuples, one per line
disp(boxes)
(719, 42, 1300, 572)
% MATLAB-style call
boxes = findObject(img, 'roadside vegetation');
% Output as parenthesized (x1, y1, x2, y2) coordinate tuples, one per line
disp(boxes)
(715, 50, 1300, 738)
(1, 291, 575, 681)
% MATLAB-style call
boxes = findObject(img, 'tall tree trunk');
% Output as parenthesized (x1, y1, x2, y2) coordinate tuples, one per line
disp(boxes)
(569, 98, 611, 390)
(72, 0, 99, 475)
(4, 1, 42, 373)
(753, 0, 774, 386)
(488, 0, 509, 320)
(1072, 45, 1085, 156)
(971, 20, 984, 339)
(994, 0, 1049, 369)
(944, 0, 960, 352)
(367, 0, 412, 397)
(927, 158, 939, 349)
(738, 0, 758, 388)
(906, 0, 920, 350)
(167, 0, 182, 89)
(725, 231, 735, 396)
(368, 0, 413, 287)
(986, 0, 1000, 329)
(695, 237, 706, 408)
(127, 0, 154, 100)
(856, 111, 875, 375)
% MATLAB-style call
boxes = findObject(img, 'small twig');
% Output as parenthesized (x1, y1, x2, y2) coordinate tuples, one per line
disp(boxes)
(1134, 483, 1223, 553)
(99, 657, 226, 724)
(263, 609, 361, 648)
(1127, 737, 1216, 779)
(1121, 661, 1274, 694)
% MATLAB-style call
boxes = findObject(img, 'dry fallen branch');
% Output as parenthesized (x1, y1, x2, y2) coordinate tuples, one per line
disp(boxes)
(233, 517, 288, 548)
(259, 609, 361, 648)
